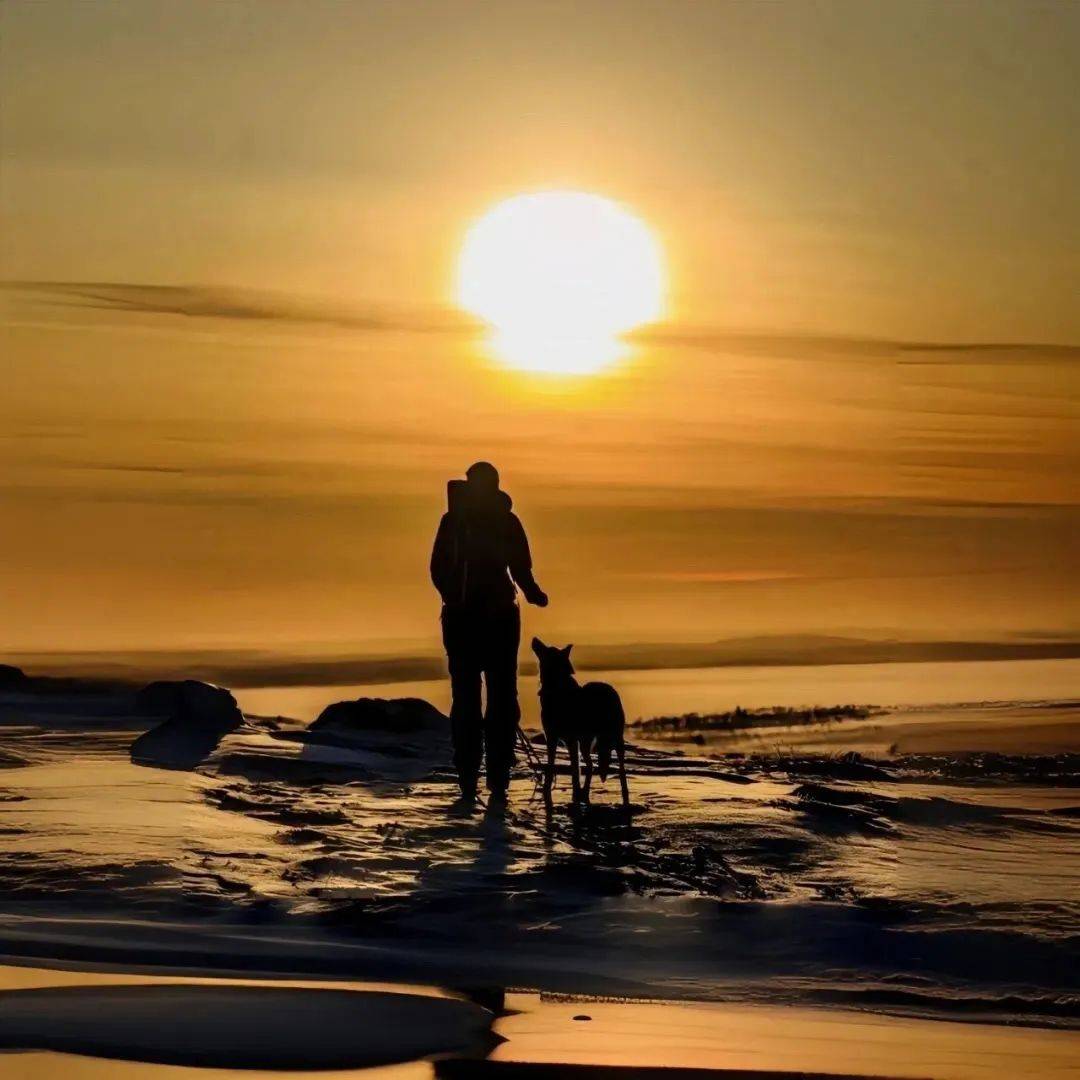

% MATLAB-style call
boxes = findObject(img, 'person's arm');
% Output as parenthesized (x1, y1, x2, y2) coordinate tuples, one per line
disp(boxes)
(507, 513, 548, 607)
(430, 514, 456, 602)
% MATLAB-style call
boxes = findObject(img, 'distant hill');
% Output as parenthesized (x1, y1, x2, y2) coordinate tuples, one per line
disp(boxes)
(4, 634, 1078, 689)
(571, 635, 1080, 672)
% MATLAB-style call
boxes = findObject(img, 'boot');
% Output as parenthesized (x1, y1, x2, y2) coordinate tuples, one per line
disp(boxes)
(458, 771, 479, 802)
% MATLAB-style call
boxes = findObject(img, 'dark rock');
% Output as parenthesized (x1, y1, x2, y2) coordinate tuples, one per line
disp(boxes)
(0, 666, 29, 689)
(130, 680, 242, 770)
(136, 680, 242, 728)
(292, 697, 451, 784)
(310, 697, 447, 737)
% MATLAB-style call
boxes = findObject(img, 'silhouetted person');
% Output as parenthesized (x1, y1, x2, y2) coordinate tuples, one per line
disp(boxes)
(430, 462, 547, 801)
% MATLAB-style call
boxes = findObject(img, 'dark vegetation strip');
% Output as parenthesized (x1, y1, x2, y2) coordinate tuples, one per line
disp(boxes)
(634, 706, 876, 736)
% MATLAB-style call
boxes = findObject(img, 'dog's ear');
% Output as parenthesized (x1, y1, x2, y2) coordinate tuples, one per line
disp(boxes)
(531, 636, 545, 656)
(560, 644, 573, 659)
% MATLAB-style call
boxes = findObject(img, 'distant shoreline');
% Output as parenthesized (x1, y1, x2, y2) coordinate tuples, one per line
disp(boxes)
(4, 636, 1078, 690)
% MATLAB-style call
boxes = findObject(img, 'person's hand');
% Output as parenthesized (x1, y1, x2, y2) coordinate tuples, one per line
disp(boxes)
(527, 587, 549, 608)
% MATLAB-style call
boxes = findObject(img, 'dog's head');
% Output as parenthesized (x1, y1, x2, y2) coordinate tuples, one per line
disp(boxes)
(531, 637, 574, 682)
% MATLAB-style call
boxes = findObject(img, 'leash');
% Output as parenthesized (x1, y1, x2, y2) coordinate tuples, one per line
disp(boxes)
(468, 728, 547, 811)
(515, 725, 548, 796)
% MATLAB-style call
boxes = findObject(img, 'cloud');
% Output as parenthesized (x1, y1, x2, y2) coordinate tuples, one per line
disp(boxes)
(7, 282, 1077, 360)
(626, 570, 803, 583)
(624, 565, 1026, 587)
(632, 324, 1080, 362)
(897, 342, 1080, 360)
(2, 281, 474, 336)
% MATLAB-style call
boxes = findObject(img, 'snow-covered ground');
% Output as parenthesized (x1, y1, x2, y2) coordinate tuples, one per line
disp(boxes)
(0, 670, 1077, 1046)
(0, 665, 1075, 1071)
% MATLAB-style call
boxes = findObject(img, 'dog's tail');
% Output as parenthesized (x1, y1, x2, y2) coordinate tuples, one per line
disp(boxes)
(597, 742, 613, 781)
(597, 691, 625, 781)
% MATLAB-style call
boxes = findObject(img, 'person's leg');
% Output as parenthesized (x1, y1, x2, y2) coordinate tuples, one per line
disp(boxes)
(441, 605, 483, 798)
(482, 604, 521, 794)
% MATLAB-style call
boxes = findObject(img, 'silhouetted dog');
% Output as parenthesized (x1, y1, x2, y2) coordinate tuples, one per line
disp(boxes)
(531, 637, 629, 809)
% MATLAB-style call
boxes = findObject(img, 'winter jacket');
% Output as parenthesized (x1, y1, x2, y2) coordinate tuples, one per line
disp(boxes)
(430, 485, 541, 609)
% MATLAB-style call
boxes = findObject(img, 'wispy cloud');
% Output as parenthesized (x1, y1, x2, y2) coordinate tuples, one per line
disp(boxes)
(633, 324, 1080, 361)
(7, 281, 1078, 360)
(626, 570, 803, 583)
(2, 281, 473, 336)
(624, 565, 1027, 586)
(897, 342, 1080, 360)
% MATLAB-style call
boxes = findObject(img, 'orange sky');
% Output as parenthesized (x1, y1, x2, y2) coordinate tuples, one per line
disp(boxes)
(1, 2, 1078, 654)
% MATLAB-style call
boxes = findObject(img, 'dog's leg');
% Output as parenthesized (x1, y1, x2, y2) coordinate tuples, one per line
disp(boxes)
(617, 739, 630, 810)
(543, 738, 557, 804)
(568, 738, 582, 804)
(582, 739, 593, 804)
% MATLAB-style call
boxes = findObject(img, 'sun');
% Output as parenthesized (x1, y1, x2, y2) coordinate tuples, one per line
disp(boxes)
(456, 190, 664, 374)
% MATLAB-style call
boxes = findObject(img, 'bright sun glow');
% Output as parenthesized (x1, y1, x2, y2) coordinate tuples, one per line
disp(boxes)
(457, 191, 664, 374)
